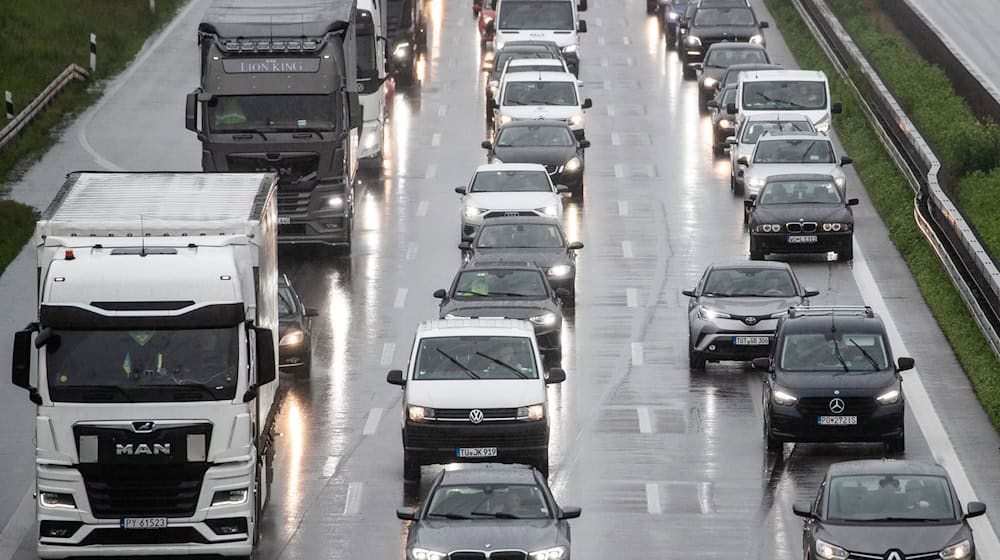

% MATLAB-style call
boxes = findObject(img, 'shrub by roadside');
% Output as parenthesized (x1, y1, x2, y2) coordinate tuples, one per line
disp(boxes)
(0, 201, 36, 275)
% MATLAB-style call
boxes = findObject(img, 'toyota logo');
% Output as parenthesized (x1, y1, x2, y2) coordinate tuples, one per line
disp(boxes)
(743, 316, 758, 325)
(829, 398, 846, 414)
(469, 409, 485, 424)
(885, 551, 904, 560)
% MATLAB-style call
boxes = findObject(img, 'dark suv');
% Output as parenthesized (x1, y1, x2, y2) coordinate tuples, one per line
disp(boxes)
(754, 306, 914, 454)
(679, 3, 768, 79)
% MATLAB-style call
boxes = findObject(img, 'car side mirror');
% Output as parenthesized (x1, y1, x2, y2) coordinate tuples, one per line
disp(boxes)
(481, 140, 492, 150)
(396, 506, 417, 520)
(387, 369, 406, 386)
(546, 367, 567, 384)
(847, 198, 859, 206)
(966, 501, 987, 519)
(559, 506, 582, 519)
(567, 241, 584, 250)
(706, 99, 719, 109)
(579, 139, 591, 149)
(759, 21, 769, 29)
(752, 357, 771, 370)
(433, 288, 447, 299)
(743, 199, 754, 209)
(12, 325, 43, 405)
(455, 186, 467, 194)
(840, 156, 853, 166)
(556, 184, 570, 193)
(896, 357, 914, 372)
(726, 102, 738, 115)
(831, 102, 843, 114)
(679, 22, 689, 30)
(581, 98, 593, 110)
(577, 20, 587, 33)
(803, 288, 820, 297)
(459, 241, 472, 251)
(737, 156, 750, 166)
(304, 307, 320, 318)
(726, 136, 738, 145)
(555, 288, 570, 298)
(682, 289, 696, 297)
(792, 502, 813, 518)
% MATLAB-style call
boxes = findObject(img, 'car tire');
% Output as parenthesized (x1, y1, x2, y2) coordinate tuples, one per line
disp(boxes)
(885, 433, 905, 454)
(730, 174, 736, 191)
(689, 346, 706, 371)
(403, 452, 421, 481)
(683, 66, 696, 80)
(750, 239, 765, 261)
(574, 178, 585, 199)
(733, 178, 745, 195)
(839, 244, 853, 261)
(665, 31, 676, 51)
(764, 412, 781, 453)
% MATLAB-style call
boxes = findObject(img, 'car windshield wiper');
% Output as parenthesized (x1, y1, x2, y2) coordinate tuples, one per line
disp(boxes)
(848, 338, 881, 371)
(476, 352, 529, 379)
(831, 338, 849, 372)
(436, 349, 481, 379)
(470, 511, 521, 519)
(427, 512, 473, 520)
(457, 291, 490, 297)
(856, 516, 944, 522)
(753, 92, 809, 109)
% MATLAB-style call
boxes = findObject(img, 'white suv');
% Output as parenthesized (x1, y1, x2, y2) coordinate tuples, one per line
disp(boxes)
(494, 71, 593, 139)
(387, 319, 566, 480)
(457, 163, 567, 241)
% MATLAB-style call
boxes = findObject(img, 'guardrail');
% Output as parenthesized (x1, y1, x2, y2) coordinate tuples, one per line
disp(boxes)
(789, 0, 1000, 357)
(0, 64, 90, 153)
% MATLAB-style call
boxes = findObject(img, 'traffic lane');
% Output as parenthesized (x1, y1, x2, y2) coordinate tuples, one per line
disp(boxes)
(905, 0, 1000, 92)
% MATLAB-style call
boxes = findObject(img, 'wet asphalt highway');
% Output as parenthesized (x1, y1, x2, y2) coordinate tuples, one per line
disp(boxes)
(2, 0, 1000, 558)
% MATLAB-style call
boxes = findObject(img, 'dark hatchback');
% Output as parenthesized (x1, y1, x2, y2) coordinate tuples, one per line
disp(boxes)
(461, 216, 583, 302)
(660, 0, 693, 48)
(483, 120, 591, 197)
(435, 262, 568, 363)
(794, 460, 986, 560)
(695, 42, 771, 108)
(278, 273, 319, 376)
(747, 174, 857, 261)
(679, 4, 768, 78)
(755, 306, 914, 453)
(484, 41, 564, 125)
(396, 463, 581, 560)
(708, 86, 738, 154)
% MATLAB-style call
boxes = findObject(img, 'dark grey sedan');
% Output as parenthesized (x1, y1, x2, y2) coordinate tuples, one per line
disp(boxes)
(794, 460, 986, 560)
(396, 463, 581, 560)
(278, 273, 319, 376)
(483, 120, 591, 197)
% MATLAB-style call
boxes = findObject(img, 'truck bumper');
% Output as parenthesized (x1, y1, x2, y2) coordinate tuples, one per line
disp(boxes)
(276, 182, 353, 246)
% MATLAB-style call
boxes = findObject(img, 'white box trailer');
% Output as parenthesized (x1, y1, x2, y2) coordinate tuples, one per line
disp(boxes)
(11, 172, 281, 558)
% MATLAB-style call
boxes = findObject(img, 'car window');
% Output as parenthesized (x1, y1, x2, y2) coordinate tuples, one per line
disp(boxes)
(826, 475, 955, 521)
(471, 170, 552, 192)
(496, 126, 575, 147)
(278, 286, 298, 318)
(721, 88, 738, 106)
(741, 120, 814, 143)
(502, 81, 579, 107)
(753, 139, 835, 163)
(476, 224, 566, 248)
(743, 81, 828, 110)
(759, 180, 842, 204)
(703, 268, 796, 297)
(491, 52, 557, 80)
(414, 336, 538, 380)
(455, 270, 549, 298)
(693, 7, 756, 26)
(779, 333, 889, 371)
(705, 49, 769, 68)
(426, 484, 551, 519)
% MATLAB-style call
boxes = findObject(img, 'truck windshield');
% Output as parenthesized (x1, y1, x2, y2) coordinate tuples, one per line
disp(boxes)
(743, 81, 827, 111)
(208, 95, 338, 132)
(46, 327, 240, 402)
(498, 1, 574, 30)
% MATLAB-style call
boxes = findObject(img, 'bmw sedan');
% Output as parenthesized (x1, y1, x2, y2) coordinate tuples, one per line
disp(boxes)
(794, 460, 986, 560)
(682, 261, 817, 370)
(396, 463, 581, 560)
(483, 120, 591, 197)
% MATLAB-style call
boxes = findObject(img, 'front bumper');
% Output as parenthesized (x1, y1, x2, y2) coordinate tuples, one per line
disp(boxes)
(279, 343, 311, 369)
(768, 401, 904, 443)
(403, 419, 549, 464)
(691, 317, 778, 361)
(277, 182, 353, 246)
(751, 232, 853, 256)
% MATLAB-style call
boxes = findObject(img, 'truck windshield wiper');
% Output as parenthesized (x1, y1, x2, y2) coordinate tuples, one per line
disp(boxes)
(146, 384, 220, 400)
(831, 338, 849, 372)
(471, 511, 521, 519)
(476, 352, 528, 379)
(427, 512, 472, 520)
(227, 128, 270, 141)
(436, 349, 481, 379)
(848, 338, 882, 371)
(73, 385, 135, 402)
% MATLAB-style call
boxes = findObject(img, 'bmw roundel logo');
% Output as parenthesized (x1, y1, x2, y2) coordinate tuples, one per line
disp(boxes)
(829, 398, 846, 414)
(469, 409, 485, 424)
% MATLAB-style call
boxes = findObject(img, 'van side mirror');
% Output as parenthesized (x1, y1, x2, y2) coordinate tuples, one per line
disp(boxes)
(579, 139, 591, 149)
(792, 503, 813, 518)
(803, 288, 820, 297)
(737, 156, 750, 166)
(752, 357, 771, 370)
(546, 368, 566, 384)
(396, 506, 417, 520)
(559, 506, 582, 519)
(831, 102, 843, 114)
(253, 327, 277, 386)
(577, 0, 588, 11)
(681, 289, 696, 297)
(433, 288, 447, 299)
(847, 198, 859, 206)
(581, 98, 593, 110)
(455, 186, 467, 195)
(387, 369, 406, 386)
(726, 102, 738, 115)
(567, 241, 584, 250)
(12, 325, 42, 405)
(759, 21, 770, 29)
(577, 20, 588, 33)
(840, 156, 853, 166)
(966, 501, 987, 519)
(896, 357, 914, 372)
(481, 140, 492, 150)
(185, 91, 200, 133)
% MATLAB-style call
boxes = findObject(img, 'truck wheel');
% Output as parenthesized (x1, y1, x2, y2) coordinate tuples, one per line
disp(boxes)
(403, 452, 421, 481)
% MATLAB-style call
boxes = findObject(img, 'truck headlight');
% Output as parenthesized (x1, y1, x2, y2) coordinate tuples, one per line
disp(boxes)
(465, 205, 487, 218)
(561, 44, 578, 54)
(876, 387, 901, 405)
(771, 388, 798, 406)
(749, 33, 764, 45)
(393, 42, 411, 59)
(564, 156, 582, 172)
(408, 406, 434, 422)
(940, 540, 972, 560)
(518, 404, 545, 421)
(815, 539, 848, 560)
(685, 35, 702, 46)
(529, 546, 566, 560)
(279, 330, 304, 347)
(547, 264, 572, 277)
(529, 312, 558, 326)
(211, 488, 248, 506)
(326, 194, 345, 209)
(536, 205, 559, 217)
(410, 548, 447, 560)
(39, 492, 76, 509)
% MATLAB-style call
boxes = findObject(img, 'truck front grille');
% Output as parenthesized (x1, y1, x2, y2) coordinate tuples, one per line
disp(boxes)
(226, 153, 320, 188)
(80, 464, 210, 518)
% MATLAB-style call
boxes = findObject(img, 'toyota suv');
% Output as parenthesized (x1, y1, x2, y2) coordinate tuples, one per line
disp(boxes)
(386, 319, 566, 481)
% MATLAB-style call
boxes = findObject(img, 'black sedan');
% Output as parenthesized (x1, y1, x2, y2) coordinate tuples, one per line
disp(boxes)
(747, 174, 858, 261)
(679, 4, 769, 78)
(695, 42, 771, 109)
(435, 261, 568, 363)
(482, 120, 591, 197)
(484, 41, 564, 125)
(460, 216, 583, 302)
(794, 460, 986, 560)
(708, 86, 738, 155)
(278, 273, 319, 376)
(660, 0, 693, 48)
(396, 463, 581, 560)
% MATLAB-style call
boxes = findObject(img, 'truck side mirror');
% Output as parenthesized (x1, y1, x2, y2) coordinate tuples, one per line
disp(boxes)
(12, 326, 42, 405)
(253, 327, 277, 386)
(185, 92, 200, 134)
(726, 102, 738, 115)
(348, 92, 364, 129)
(577, 20, 588, 33)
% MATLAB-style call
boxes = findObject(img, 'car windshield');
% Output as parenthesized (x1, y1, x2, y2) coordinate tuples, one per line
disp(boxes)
(743, 81, 828, 110)
(46, 328, 240, 402)
(455, 269, 549, 298)
(278, 285, 299, 318)
(496, 125, 575, 147)
(753, 139, 835, 163)
(705, 49, 769, 68)
(693, 7, 756, 26)
(476, 224, 566, 248)
(779, 333, 889, 371)
(703, 268, 796, 297)
(491, 52, 557, 80)
(503, 81, 578, 106)
(414, 336, 538, 380)
(826, 475, 956, 522)
(470, 170, 552, 192)
(498, 1, 574, 30)
(759, 180, 843, 204)
(426, 483, 551, 519)
(208, 95, 338, 132)
(741, 120, 814, 143)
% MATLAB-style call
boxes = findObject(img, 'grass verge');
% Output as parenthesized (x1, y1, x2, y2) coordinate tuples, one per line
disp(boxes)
(762, 0, 1000, 428)
(0, 201, 36, 275)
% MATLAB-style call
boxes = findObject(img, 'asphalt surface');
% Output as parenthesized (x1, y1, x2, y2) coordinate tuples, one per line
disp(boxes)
(904, 0, 1000, 95)
(1, 0, 999, 558)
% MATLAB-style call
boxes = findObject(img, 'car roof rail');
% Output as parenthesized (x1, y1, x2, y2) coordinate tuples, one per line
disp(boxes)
(787, 305, 875, 319)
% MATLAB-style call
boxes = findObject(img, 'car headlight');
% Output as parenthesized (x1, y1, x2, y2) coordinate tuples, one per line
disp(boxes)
(753, 224, 782, 233)
(718, 118, 732, 129)
(211, 488, 248, 506)
(393, 41, 411, 59)
(279, 330, 304, 347)
(876, 387, 901, 405)
(529, 312, 558, 326)
(568, 114, 584, 127)
(698, 307, 732, 320)
(518, 403, 546, 421)
(822, 223, 843, 232)
(498, 114, 513, 125)
(703, 77, 718, 89)
(747, 177, 766, 189)
(489, 85, 499, 97)
(685, 35, 702, 46)
(834, 176, 846, 188)
(940, 539, 972, 560)
(561, 44, 578, 54)
(529, 546, 567, 560)
(564, 156, 582, 172)
(39, 492, 76, 509)
(771, 388, 798, 406)
(407, 405, 434, 422)
(325, 194, 345, 209)
(548, 264, 572, 277)
(410, 548, 447, 560)
(537, 205, 559, 217)
(465, 205, 487, 218)
(769, 310, 789, 319)
(668, 11, 679, 20)
(749, 33, 764, 45)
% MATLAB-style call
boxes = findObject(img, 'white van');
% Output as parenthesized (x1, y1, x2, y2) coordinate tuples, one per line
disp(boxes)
(495, 71, 593, 139)
(728, 69, 842, 133)
(493, 0, 588, 76)
(386, 319, 566, 480)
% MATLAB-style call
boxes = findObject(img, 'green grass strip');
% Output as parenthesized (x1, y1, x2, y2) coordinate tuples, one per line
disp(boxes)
(0, 201, 36, 275)
(762, 0, 1000, 428)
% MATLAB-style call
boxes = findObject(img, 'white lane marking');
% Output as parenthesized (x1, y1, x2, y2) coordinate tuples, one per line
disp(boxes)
(697, 482, 714, 514)
(597, 36, 607, 46)
(380, 342, 396, 366)
(614, 164, 625, 178)
(618, 200, 628, 216)
(637, 406, 653, 433)
(631, 342, 644, 365)
(416, 200, 429, 217)
(600, 57, 609, 67)
(322, 456, 340, 479)
(623, 36, 632, 45)
(610, 133, 621, 146)
(362, 408, 384, 436)
(0, 490, 34, 560)
(622, 240, 633, 258)
(343, 482, 364, 515)
(626, 287, 638, 308)
(645, 483, 662, 514)
(852, 240, 1000, 557)
(603, 80, 612, 90)
(431, 133, 441, 147)
(606, 105, 616, 117)
(437, 104, 448, 117)
(425, 164, 437, 180)
(394, 288, 408, 309)
(405, 242, 419, 260)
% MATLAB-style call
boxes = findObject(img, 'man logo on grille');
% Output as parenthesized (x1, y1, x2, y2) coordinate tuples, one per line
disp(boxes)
(132, 421, 155, 432)
(829, 398, 846, 414)
(469, 409, 485, 424)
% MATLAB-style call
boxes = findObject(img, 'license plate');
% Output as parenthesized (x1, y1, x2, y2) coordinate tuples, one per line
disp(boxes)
(733, 336, 770, 345)
(787, 235, 818, 244)
(456, 447, 498, 458)
(817, 416, 858, 425)
(278, 216, 291, 225)
(121, 517, 167, 529)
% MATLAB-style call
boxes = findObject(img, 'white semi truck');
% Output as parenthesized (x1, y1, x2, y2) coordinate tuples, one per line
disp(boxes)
(11, 172, 281, 558)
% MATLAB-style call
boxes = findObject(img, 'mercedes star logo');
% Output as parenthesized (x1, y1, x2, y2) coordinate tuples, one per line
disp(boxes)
(885, 550, 904, 560)
(829, 398, 846, 414)
(469, 409, 485, 424)
(132, 421, 155, 432)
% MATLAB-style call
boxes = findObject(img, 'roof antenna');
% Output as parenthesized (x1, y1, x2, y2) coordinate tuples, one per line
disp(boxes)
(140, 215, 147, 257)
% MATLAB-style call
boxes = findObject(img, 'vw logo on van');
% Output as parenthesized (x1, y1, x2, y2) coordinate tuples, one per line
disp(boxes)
(468, 409, 485, 424)
(829, 398, 846, 414)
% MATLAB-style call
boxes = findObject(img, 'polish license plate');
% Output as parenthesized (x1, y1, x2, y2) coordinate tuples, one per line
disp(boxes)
(278, 216, 291, 225)
(120, 517, 167, 529)
(787, 235, 818, 244)
(456, 447, 498, 458)
(733, 336, 770, 345)
(817, 416, 858, 425)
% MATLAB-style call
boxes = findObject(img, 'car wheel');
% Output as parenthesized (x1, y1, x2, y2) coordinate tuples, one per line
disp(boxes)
(885, 433, 905, 454)
(403, 452, 421, 481)
(764, 411, 781, 453)
(689, 345, 706, 371)
(683, 66, 696, 80)
(749, 238, 765, 261)
(839, 244, 853, 261)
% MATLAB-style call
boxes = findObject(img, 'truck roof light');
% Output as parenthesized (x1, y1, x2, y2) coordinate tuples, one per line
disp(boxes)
(256, 41, 270, 50)
(287, 40, 302, 50)
(240, 41, 255, 51)
(223, 41, 240, 51)
(303, 40, 318, 50)
(65, 250, 75, 261)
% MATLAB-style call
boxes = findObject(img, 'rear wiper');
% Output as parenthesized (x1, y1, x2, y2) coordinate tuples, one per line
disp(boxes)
(476, 352, 529, 379)
(471, 511, 521, 519)
(831, 338, 849, 373)
(848, 338, 881, 371)
(428, 512, 472, 520)
(437, 348, 481, 379)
